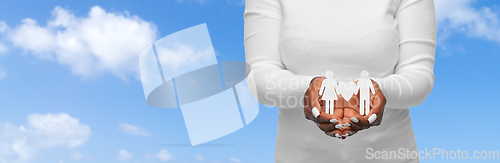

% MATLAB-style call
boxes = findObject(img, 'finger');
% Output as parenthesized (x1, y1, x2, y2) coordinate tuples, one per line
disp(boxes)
(341, 129, 350, 139)
(341, 128, 350, 139)
(343, 98, 371, 128)
(367, 103, 384, 127)
(348, 114, 370, 129)
(342, 129, 358, 138)
(340, 124, 360, 139)
(304, 91, 325, 124)
(342, 116, 363, 131)
(318, 122, 336, 132)
(367, 85, 386, 125)
(303, 80, 321, 120)
(367, 113, 378, 125)
(316, 95, 344, 124)
(368, 79, 386, 120)
(316, 111, 340, 123)
(304, 97, 315, 121)
(303, 97, 322, 120)
(370, 111, 384, 126)
(325, 129, 344, 139)
(307, 82, 323, 115)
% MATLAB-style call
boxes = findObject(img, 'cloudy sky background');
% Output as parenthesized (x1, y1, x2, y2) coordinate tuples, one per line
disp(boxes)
(0, 0, 500, 162)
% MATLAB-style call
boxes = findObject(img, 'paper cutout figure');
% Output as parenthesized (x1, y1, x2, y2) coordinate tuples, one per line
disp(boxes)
(355, 70, 375, 115)
(318, 71, 340, 115)
(338, 81, 357, 101)
(318, 70, 377, 116)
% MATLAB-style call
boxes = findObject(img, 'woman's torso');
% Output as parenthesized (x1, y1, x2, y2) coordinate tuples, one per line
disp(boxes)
(280, 0, 400, 79)
(275, 0, 419, 162)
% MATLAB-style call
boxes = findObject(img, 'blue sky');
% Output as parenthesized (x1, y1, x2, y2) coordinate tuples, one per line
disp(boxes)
(0, 0, 500, 163)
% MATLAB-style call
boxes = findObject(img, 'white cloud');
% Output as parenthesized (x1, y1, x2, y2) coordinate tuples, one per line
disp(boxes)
(118, 122, 151, 137)
(0, 123, 34, 163)
(0, 68, 6, 80)
(155, 149, 173, 162)
(117, 149, 132, 162)
(9, 18, 54, 57)
(7, 6, 157, 79)
(0, 21, 8, 33)
(0, 43, 7, 54)
(28, 113, 91, 148)
(0, 21, 9, 55)
(195, 155, 205, 162)
(0, 113, 91, 162)
(70, 152, 82, 160)
(228, 157, 240, 163)
(155, 42, 214, 74)
(435, 0, 500, 43)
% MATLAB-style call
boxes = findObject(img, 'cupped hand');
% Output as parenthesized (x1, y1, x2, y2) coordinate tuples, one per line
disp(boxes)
(304, 77, 345, 138)
(341, 79, 386, 139)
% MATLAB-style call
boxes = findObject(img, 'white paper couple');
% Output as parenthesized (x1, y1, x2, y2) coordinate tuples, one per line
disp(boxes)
(318, 70, 375, 115)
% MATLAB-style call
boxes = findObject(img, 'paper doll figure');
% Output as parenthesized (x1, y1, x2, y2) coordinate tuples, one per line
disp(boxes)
(319, 71, 340, 115)
(355, 70, 376, 115)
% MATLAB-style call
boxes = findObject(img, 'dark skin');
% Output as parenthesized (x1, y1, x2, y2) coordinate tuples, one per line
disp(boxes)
(341, 80, 386, 138)
(304, 77, 344, 138)
(304, 77, 386, 139)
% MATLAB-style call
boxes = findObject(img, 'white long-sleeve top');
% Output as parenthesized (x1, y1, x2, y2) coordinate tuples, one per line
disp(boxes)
(244, 0, 436, 109)
(244, 0, 436, 162)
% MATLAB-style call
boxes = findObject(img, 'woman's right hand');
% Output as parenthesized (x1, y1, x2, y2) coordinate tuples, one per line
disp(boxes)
(304, 77, 345, 138)
(341, 79, 386, 138)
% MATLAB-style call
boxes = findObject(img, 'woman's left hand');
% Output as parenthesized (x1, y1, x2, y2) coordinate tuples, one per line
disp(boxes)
(341, 80, 386, 139)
